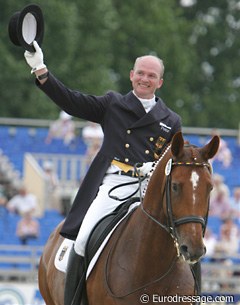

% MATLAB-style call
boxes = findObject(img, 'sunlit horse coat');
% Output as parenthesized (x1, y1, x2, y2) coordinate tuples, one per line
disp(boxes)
(37, 72, 182, 240)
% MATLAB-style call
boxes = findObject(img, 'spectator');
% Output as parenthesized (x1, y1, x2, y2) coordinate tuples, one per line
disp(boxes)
(209, 173, 233, 218)
(229, 187, 240, 218)
(204, 228, 217, 258)
(45, 110, 76, 145)
(16, 211, 40, 245)
(213, 217, 239, 289)
(6, 184, 38, 216)
(43, 160, 61, 211)
(214, 217, 239, 256)
(211, 173, 230, 202)
(0, 184, 7, 207)
(209, 188, 232, 219)
(82, 122, 104, 165)
(0, 184, 7, 221)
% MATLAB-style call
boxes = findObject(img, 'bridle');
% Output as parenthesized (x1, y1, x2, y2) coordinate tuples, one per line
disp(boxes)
(141, 159, 212, 247)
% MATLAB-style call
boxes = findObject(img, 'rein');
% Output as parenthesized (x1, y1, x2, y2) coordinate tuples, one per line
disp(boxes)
(104, 217, 178, 299)
(108, 163, 147, 202)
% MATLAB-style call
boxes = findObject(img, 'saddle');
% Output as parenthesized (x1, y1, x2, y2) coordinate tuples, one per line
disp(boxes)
(77, 197, 140, 305)
(85, 196, 139, 264)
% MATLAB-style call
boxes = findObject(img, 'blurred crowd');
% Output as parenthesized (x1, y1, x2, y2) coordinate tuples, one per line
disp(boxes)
(45, 111, 76, 146)
(203, 169, 240, 292)
(0, 183, 40, 245)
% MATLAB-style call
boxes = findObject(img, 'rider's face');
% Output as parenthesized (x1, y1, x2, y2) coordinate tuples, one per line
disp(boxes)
(130, 56, 163, 99)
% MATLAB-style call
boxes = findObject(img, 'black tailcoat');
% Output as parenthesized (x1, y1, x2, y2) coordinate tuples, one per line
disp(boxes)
(37, 73, 182, 239)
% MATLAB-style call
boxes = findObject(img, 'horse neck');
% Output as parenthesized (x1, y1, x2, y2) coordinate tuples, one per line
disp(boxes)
(131, 147, 177, 260)
(108, 149, 178, 281)
(142, 146, 171, 222)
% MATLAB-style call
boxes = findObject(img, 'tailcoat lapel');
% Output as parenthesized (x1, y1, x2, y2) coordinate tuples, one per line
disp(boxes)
(122, 92, 170, 129)
(129, 98, 170, 129)
(122, 91, 146, 118)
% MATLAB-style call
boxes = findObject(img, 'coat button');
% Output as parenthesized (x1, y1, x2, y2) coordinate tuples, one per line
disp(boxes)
(125, 158, 129, 163)
(125, 143, 130, 148)
(150, 137, 154, 142)
(127, 130, 131, 134)
(145, 150, 150, 154)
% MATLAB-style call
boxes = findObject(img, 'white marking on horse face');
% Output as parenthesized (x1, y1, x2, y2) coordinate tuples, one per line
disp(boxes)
(190, 171, 199, 204)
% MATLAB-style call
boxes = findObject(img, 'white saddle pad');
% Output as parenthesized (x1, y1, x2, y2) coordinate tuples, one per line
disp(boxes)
(54, 239, 74, 273)
(54, 201, 140, 277)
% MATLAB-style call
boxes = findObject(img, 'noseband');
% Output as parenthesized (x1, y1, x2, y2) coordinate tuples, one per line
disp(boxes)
(141, 159, 211, 242)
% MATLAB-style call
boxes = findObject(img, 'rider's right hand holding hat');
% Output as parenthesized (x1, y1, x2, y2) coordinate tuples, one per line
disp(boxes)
(24, 40, 48, 81)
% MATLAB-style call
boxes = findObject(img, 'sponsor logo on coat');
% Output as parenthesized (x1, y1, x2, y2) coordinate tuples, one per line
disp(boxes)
(159, 122, 171, 133)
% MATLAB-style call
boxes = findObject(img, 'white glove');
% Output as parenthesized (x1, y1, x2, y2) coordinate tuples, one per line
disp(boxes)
(137, 162, 155, 176)
(24, 41, 46, 74)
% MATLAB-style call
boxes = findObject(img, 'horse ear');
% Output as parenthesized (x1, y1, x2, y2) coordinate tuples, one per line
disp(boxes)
(171, 131, 184, 158)
(200, 135, 220, 160)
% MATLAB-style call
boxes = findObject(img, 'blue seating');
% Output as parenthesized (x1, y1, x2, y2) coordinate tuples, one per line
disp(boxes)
(207, 216, 222, 236)
(0, 208, 64, 246)
(0, 126, 86, 175)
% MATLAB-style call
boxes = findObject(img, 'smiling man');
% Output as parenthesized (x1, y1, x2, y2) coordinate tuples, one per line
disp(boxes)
(130, 55, 164, 99)
(24, 42, 182, 305)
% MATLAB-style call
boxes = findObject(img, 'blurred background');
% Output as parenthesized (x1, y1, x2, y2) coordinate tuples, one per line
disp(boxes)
(0, 0, 239, 304)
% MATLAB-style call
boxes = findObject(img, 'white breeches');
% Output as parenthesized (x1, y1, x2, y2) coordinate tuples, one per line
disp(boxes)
(74, 173, 147, 256)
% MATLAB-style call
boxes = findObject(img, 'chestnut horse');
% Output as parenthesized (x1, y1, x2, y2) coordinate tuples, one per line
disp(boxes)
(38, 132, 219, 305)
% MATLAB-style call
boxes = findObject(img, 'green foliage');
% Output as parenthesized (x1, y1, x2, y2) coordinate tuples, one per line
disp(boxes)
(179, 0, 240, 128)
(0, 0, 239, 128)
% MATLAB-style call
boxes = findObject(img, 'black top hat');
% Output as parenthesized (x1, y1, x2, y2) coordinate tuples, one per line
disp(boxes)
(8, 4, 44, 52)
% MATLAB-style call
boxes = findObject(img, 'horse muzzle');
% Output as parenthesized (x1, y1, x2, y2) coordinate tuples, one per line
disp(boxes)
(172, 216, 207, 264)
(179, 242, 206, 264)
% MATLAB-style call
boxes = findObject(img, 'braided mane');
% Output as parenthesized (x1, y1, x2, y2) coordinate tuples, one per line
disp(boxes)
(142, 143, 172, 197)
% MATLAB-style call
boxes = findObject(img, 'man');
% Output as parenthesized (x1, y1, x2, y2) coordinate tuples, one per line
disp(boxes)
(24, 41, 182, 305)
(7, 184, 38, 216)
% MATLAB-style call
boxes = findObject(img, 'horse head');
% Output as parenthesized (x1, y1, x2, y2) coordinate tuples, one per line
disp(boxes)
(168, 131, 220, 263)
(143, 131, 220, 265)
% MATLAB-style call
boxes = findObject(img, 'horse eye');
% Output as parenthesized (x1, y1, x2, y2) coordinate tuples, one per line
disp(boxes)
(172, 183, 178, 192)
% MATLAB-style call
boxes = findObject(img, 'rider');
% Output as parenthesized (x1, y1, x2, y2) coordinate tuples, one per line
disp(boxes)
(24, 41, 182, 305)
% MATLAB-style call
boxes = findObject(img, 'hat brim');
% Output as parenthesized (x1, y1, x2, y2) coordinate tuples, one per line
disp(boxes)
(8, 4, 44, 52)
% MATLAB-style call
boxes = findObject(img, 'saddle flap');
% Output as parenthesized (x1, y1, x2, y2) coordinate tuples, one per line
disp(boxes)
(85, 197, 140, 265)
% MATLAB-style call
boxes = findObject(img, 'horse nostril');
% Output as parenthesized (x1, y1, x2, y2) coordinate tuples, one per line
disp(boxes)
(180, 245, 189, 257)
(179, 244, 206, 262)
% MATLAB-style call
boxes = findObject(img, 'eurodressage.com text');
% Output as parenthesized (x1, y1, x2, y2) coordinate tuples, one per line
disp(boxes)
(139, 293, 235, 304)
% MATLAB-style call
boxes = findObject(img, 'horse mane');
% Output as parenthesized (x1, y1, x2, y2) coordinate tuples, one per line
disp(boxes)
(142, 142, 172, 197)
